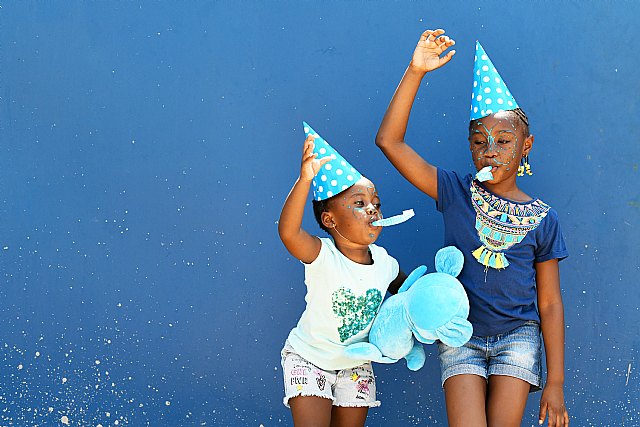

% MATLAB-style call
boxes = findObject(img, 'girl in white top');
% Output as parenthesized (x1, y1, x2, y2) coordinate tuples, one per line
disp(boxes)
(278, 129, 405, 427)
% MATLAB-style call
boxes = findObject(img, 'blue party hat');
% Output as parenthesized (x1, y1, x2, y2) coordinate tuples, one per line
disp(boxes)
(303, 121, 363, 201)
(470, 41, 519, 121)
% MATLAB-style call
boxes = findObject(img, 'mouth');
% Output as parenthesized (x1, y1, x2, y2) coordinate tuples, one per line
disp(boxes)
(484, 166, 499, 176)
(369, 216, 382, 228)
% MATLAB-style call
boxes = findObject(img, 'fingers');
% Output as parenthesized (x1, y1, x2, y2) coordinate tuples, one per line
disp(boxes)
(304, 134, 315, 149)
(302, 135, 319, 172)
(544, 406, 568, 427)
(551, 407, 569, 427)
(318, 156, 332, 167)
(420, 28, 445, 42)
(439, 49, 456, 66)
(419, 29, 449, 48)
(303, 134, 316, 156)
(435, 35, 455, 50)
(539, 401, 548, 425)
(418, 29, 456, 64)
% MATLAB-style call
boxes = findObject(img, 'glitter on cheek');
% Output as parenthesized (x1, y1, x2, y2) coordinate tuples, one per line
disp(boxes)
(352, 207, 367, 219)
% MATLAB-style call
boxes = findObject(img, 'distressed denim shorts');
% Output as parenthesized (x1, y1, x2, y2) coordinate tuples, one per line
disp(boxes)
(437, 321, 542, 392)
(280, 341, 380, 408)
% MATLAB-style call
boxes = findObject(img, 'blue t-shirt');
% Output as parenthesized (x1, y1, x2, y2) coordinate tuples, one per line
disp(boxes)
(436, 168, 568, 336)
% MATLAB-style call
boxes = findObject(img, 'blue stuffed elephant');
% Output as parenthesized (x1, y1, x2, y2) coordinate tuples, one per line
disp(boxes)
(344, 246, 473, 371)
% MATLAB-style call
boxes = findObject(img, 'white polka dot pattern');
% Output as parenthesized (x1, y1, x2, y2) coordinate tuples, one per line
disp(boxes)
(302, 121, 363, 201)
(470, 41, 519, 121)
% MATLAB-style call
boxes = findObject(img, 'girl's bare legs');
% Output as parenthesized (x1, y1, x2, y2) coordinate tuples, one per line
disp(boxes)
(443, 374, 488, 427)
(289, 396, 332, 427)
(289, 397, 368, 427)
(486, 375, 530, 427)
(330, 406, 369, 427)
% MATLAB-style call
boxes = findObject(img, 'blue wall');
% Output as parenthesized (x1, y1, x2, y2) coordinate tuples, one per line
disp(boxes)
(1, 2, 638, 426)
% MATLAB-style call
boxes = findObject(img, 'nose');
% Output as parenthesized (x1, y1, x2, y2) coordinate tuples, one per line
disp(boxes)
(365, 203, 378, 215)
(483, 145, 498, 158)
(484, 137, 499, 157)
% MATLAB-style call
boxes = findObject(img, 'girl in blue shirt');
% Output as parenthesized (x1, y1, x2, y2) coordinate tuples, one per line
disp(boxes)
(375, 28, 569, 427)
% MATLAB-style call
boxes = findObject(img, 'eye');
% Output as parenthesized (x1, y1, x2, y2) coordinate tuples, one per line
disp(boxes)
(354, 200, 365, 206)
(472, 138, 486, 145)
(374, 203, 382, 209)
(497, 139, 511, 144)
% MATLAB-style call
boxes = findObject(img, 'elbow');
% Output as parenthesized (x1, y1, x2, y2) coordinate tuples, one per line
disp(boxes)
(375, 133, 390, 150)
(277, 222, 289, 242)
(375, 132, 403, 152)
(278, 223, 296, 247)
(277, 219, 287, 240)
(538, 300, 565, 320)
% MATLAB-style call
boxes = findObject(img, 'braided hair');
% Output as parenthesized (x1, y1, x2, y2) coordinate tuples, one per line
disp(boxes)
(510, 108, 530, 136)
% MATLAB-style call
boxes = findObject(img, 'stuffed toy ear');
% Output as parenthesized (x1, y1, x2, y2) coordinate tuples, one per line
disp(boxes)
(435, 317, 473, 347)
(397, 265, 427, 293)
(435, 246, 464, 277)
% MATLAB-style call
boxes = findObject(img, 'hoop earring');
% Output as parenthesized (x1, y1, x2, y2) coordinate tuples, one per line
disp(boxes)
(517, 155, 532, 177)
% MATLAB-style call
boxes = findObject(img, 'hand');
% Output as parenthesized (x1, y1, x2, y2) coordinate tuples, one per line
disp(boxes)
(539, 382, 569, 426)
(300, 135, 332, 182)
(410, 29, 456, 74)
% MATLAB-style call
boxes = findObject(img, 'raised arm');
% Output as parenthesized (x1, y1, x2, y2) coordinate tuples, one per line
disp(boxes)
(536, 259, 570, 427)
(278, 135, 331, 264)
(375, 29, 455, 200)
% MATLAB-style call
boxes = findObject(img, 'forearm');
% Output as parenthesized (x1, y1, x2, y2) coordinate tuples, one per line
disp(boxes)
(278, 177, 311, 242)
(374, 65, 438, 198)
(376, 65, 428, 148)
(540, 301, 565, 385)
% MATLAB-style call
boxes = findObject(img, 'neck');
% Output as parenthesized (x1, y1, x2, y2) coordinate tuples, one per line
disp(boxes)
(482, 175, 529, 202)
(331, 227, 373, 265)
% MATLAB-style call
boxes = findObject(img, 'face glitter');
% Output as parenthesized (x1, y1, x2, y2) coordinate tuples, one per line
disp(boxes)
(470, 115, 522, 173)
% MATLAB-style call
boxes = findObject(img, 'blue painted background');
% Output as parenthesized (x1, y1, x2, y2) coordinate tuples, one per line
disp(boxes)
(1, 2, 639, 426)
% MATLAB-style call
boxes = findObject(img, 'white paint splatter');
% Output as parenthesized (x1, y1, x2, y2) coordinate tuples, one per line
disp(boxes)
(626, 362, 632, 386)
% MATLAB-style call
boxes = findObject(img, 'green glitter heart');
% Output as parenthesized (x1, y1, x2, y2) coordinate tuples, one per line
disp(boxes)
(331, 288, 382, 342)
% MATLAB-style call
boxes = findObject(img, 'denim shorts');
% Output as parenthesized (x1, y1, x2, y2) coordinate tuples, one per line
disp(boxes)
(280, 341, 380, 408)
(437, 321, 542, 392)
